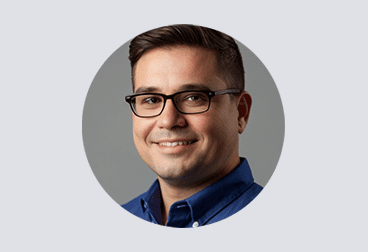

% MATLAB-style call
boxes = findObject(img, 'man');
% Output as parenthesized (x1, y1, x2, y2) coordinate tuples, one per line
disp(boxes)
(122, 24, 263, 227)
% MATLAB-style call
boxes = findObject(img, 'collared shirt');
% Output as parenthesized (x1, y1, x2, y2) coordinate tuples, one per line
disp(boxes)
(121, 158, 263, 228)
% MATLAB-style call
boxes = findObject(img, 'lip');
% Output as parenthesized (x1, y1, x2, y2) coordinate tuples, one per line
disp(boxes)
(154, 139, 197, 144)
(153, 139, 198, 153)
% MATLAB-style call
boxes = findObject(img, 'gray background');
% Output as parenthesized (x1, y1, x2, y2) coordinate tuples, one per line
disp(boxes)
(83, 38, 285, 205)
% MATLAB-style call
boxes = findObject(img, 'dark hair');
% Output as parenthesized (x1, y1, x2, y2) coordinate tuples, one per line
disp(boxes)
(129, 24, 245, 92)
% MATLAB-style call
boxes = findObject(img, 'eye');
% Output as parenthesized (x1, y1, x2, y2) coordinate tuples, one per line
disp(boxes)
(141, 96, 162, 104)
(184, 93, 207, 102)
(187, 95, 201, 101)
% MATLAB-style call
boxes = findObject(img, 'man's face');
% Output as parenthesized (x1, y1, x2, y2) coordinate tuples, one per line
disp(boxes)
(132, 45, 243, 187)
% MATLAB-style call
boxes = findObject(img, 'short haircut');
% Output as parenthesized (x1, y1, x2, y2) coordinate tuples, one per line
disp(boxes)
(129, 24, 245, 92)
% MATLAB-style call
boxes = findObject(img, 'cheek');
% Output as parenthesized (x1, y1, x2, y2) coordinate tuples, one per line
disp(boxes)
(190, 115, 227, 144)
(132, 118, 153, 146)
(193, 109, 238, 145)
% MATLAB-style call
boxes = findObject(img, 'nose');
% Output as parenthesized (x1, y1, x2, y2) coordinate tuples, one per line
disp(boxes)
(156, 99, 187, 129)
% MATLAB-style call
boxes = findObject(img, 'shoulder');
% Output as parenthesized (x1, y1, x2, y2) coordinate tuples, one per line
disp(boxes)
(228, 182, 263, 214)
(121, 179, 160, 219)
(229, 182, 263, 209)
(206, 182, 263, 225)
(121, 193, 146, 216)
(238, 182, 263, 203)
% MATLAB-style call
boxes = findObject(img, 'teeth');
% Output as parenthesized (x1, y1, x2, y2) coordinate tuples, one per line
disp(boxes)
(159, 141, 194, 146)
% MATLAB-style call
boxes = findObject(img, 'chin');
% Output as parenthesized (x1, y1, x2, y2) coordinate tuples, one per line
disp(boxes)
(152, 161, 200, 184)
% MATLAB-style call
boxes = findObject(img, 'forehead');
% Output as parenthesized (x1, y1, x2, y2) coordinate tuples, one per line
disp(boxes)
(134, 46, 224, 93)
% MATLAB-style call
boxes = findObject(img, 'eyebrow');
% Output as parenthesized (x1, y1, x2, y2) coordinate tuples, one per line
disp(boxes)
(134, 83, 211, 94)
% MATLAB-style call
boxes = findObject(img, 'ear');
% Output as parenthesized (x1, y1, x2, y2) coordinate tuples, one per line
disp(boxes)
(237, 91, 252, 134)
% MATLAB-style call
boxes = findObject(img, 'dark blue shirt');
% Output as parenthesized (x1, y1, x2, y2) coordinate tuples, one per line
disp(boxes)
(121, 158, 263, 228)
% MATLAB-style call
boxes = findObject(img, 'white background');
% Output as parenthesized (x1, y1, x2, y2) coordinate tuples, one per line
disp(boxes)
(1, 1, 367, 251)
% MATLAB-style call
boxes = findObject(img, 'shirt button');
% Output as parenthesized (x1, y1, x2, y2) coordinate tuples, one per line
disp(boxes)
(192, 221, 199, 227)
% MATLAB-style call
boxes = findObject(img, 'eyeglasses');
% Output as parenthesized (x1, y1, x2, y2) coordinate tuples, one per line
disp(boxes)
(125, 88, 241, 118)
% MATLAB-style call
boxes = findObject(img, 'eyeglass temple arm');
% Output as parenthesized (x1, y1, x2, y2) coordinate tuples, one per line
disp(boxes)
(213, 89, 241, 95)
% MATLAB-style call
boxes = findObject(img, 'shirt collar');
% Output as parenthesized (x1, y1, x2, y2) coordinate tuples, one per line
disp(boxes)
(141, 158, 255, 225)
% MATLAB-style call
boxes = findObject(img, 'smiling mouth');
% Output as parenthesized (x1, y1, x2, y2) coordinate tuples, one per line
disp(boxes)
(158, 140, 195, 147)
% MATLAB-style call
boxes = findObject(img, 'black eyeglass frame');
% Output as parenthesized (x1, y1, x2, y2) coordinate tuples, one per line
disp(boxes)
(125, 88, 242, 118)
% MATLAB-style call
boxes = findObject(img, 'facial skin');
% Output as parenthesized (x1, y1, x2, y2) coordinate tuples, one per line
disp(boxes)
(133, 45, 251, 188)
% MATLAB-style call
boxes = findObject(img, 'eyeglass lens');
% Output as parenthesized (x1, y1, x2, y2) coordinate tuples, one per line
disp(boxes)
(132, 91, 210, 117)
